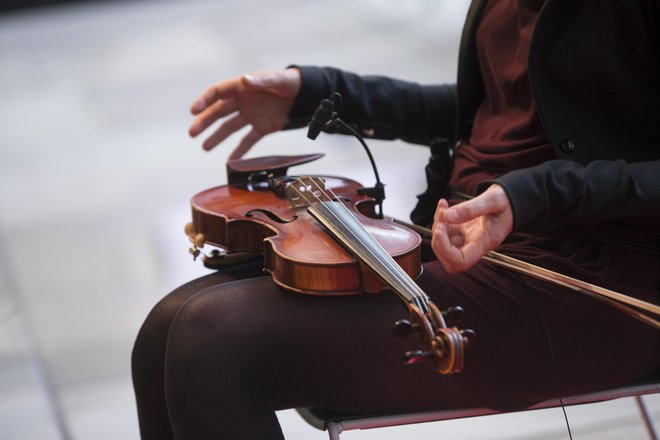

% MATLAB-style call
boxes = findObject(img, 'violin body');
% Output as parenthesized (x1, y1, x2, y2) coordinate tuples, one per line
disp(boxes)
(189, 175, 422, 295)
(185, 154, 472, 374)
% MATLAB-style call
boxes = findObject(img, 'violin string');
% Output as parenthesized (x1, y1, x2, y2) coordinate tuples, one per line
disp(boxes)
(326, 201, 430, 313)
(316, 179, 430, 309)
(324, 199, 428, 311)
(298, 178, 413, 297)
(287, 178, 416, 302)
(289, 177, 428, 310)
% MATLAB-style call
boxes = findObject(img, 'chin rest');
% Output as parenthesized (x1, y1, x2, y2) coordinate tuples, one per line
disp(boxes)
(296, 378, 660, 439)
(226, 153, 324, 184)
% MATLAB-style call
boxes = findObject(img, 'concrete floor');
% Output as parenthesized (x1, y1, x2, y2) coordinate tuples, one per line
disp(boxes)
(0, 1, 657, 439)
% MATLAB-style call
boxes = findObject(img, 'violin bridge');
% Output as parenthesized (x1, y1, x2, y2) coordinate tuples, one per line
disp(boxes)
(285, 176, 327, 208)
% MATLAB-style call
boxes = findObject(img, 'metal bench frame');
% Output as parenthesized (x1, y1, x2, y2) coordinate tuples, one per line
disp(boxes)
(297, 380, 660, 439)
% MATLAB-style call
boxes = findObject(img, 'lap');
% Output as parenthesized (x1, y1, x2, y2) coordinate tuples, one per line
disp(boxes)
(166, 257, 659, 411)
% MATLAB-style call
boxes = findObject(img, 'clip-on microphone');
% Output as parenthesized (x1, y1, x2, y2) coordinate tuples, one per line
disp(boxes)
(307, 92, 386, 219)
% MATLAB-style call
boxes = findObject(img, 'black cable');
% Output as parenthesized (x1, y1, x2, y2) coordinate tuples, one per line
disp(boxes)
(527, 286, 574, 440)
(332, 118, 382, 184)
(307, 92, 387, 219)
(331, 117, 385, 218)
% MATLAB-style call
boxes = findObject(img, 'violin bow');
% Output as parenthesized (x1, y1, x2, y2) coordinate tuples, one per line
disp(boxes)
(396, 220, 660, 330)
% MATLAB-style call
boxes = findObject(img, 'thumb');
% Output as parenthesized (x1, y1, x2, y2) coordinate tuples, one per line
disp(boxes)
(242, 72, 277, 88)
(242, 69, 300, 98)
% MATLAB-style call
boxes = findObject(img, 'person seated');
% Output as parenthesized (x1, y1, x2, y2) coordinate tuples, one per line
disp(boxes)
(131, 1, 660, 439)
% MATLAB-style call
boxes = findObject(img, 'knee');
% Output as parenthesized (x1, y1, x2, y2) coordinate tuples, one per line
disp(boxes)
(133, 293, 183, 357)
(166, 285, 242, 357)
(132, 275, 220, 371)
(164, 278, 276, 372)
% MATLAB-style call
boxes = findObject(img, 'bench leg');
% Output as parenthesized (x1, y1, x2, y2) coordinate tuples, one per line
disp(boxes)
(636, 396, 658, 440)
(327, 421, 343, 440)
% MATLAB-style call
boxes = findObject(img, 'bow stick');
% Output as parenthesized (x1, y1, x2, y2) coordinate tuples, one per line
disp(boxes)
(396, 220, 660, 330)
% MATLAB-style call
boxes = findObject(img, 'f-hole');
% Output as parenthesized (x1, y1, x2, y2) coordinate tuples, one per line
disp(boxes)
(245, 209, 298, 224)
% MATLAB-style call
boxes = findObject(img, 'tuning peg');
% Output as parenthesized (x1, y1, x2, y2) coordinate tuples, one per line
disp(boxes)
(403, 350, 432, 365)
(392, 319, 421, 339)
(460, 328, 477, 349)
(441, 306, 465, 325)
(188, 245, 201, 260)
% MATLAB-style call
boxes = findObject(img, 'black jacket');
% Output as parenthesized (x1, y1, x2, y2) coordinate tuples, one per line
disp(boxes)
(288, 0, 660, 231)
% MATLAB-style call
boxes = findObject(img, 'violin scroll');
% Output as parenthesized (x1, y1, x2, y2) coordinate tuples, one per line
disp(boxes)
(396, 302, 476, 374)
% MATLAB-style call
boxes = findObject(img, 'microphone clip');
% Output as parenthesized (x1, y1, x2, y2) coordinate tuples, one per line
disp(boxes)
(357, 183, 386, 214)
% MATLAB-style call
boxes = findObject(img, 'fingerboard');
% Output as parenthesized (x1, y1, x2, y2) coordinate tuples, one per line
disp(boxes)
(308, 200, 429, 313)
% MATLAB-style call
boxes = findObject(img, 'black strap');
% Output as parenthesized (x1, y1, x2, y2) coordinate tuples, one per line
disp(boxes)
(410, 138, 453, 228)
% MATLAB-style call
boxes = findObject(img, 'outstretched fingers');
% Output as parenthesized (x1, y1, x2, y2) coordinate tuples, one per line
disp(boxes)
(202, 114, 248, 151)
(189, 99, 238, 137)
(190, 77, 242, 115)
(188, 69, 300, 152)
(228, 128, 264, 160)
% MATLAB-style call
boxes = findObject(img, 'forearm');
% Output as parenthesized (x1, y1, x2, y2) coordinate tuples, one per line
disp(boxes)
(482, 159, 660, 230)
(287, 65, 457, 146)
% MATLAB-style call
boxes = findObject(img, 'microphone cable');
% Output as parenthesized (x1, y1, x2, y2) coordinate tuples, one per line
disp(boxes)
(307, 92, 386, 218)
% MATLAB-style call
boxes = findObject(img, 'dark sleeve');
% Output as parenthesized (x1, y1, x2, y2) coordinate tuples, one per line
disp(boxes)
(286, 65, 457, 146)
(479, 159, 660, 230)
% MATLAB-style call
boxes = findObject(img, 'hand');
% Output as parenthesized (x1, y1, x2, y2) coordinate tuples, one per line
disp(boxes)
(188, 68, 301, 156)
(431, 184, 513, 273)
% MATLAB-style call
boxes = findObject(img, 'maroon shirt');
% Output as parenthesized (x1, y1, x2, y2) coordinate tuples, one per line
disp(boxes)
(450, 0, 554, 196)
(448, 0, 659, 300)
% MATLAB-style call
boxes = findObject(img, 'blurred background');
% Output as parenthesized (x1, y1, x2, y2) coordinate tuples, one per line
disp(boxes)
(0, 1, 657, 439)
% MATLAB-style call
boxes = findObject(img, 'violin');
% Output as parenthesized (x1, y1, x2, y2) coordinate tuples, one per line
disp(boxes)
(184, 153, 474, 374)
